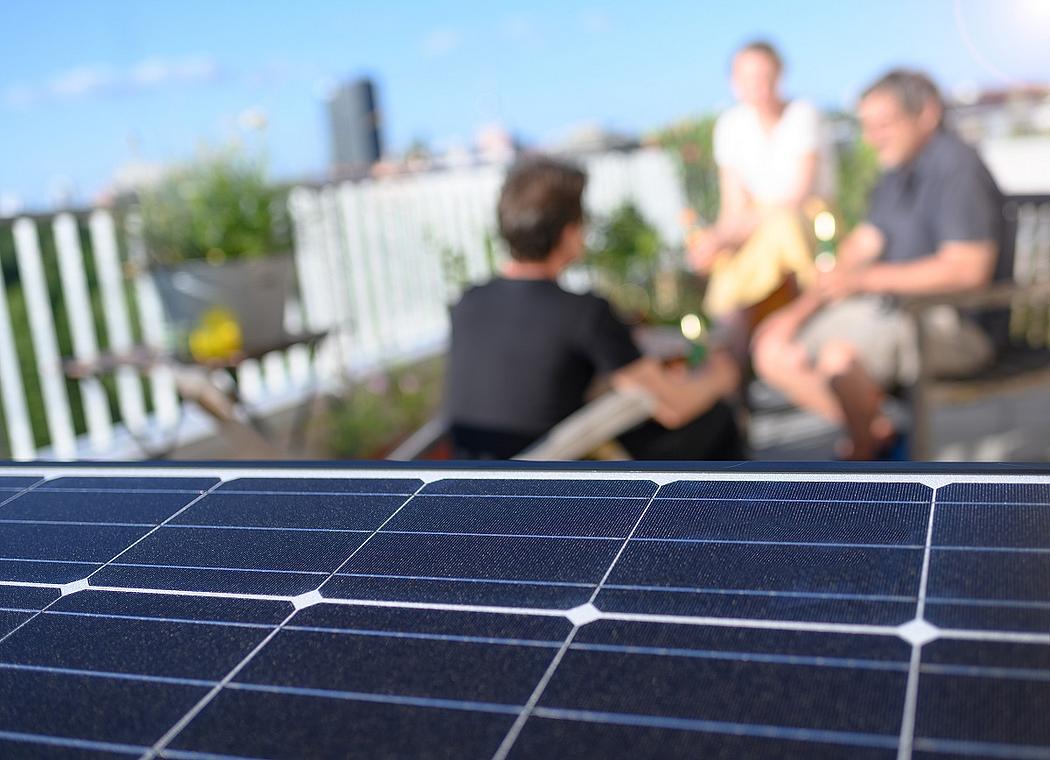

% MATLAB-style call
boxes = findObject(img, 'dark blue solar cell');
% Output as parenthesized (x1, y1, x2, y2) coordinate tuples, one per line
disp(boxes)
(0, 739, 138, 759)
(0, 669, 207, 747)
(635, 499, 929, 545)
(0, 490, 204, 525)
(510, 718, 897, 760)
(169, 688, 514, 759)
(914, 672, 1050, 748)
(537, 645, 907, 737)
(927, 549, 1050, 603)
(933, 503, 1050, 549)
(0, 584, 59, 611)
(218, 477, 422, 494)
(103, 525, 368, 575)
(595, 587, 917, 626)
(37, 476, 217, 492)
(938, 482, 1050, 504)
(92, 565, 323, 597)
(422, 478, 658, 498)
(236, 626, 557, 705)
(0, 477, 41, 491)
(49, 590, 290, 626)
(657, 479, 931, 502)
(924, 600, 1050, 634)
(574, 620, 911, 663)
(0, 613, 269, 680)
(607, 541, 923, 597)
(0, 610, 32, 638)
(0, 523, 150, 563)
(386, 494, 647, 538)
(0, 559, 100, 585)
(322, 574, 594, 609)
(289, 603, 570, 641)
(922, 639, 1050, 672)
(339, 533, 621, 585)
(172, 492, 408, 530)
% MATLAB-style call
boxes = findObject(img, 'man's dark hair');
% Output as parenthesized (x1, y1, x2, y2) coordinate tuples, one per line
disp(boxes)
(734, 39, 783, 72)
(497, 156, 586, 262)
(862, 68, 944, 117)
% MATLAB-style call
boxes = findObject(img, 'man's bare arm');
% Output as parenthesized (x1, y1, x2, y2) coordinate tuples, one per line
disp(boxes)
(859, 240, 997, 295)
(611, 352, 740, 430)
(835, 223, 884, 271)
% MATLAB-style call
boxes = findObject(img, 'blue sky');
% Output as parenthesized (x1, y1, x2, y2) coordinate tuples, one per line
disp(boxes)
(2, 0, 1048, 209)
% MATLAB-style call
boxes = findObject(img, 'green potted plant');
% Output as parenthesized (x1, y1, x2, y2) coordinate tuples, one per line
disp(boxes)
(137, 146, 294, 361)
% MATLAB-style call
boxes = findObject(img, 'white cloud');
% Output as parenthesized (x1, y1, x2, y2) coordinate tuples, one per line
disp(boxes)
(421, 27, 462, 58)
(2, 54, 221, 109)
(49, 65, 117, 98)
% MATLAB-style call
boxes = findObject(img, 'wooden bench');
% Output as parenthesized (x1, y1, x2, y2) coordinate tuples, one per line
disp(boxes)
(905, 194, 1050, 459)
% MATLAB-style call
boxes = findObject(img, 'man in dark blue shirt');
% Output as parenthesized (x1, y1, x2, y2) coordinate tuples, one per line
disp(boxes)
(752, 69, 1011, 459)
(447, 157, 743, 460)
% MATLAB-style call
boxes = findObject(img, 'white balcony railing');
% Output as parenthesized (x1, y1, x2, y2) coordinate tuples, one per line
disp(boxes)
(0, 147, 687, 461)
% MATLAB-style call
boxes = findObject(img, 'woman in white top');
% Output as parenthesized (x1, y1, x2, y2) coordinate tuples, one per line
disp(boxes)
(690, 41, 836, 318)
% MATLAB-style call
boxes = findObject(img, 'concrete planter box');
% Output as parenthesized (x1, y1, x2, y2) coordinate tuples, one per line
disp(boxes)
(152, 253, 295, 358)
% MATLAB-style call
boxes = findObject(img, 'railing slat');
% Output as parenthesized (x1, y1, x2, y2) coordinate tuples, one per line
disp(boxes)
(89, 210, 148, 434)
(320, 185, 356, 377)
(53, 213, 114, 452)
(124, 211, 181, 429)
(12, 219, 77, 458)
(338, 183, 382, 365)
(0, 251, 36, 459)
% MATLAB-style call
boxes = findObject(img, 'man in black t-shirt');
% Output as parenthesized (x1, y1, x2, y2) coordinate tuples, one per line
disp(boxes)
(752, 69, 1011, 459)
(447, 157, 743, 460)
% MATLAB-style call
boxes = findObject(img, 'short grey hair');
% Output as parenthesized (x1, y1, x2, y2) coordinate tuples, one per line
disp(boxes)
(861, 69, 944, 116)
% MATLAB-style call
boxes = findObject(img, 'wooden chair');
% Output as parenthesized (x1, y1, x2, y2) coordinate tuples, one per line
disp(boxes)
(903, 194, 1050, 459)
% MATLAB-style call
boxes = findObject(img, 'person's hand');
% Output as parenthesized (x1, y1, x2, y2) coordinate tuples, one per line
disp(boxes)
(815, 267, 866, 302)
(686, 228, 722, 274)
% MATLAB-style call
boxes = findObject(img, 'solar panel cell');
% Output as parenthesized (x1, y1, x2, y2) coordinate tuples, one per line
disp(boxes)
(168, 689, 516, 759)
(0, 613, 270, 681)
(510, 718, 898, 760)
(914, 654, 1050, 750)
(37, 477, 217, 492)
(0, 739, 134, 759)
(321, 573, 596, 608)
(0, 476, 42, 492)
(0, 669, 208, 748)
(0, 491, 208, 526)
(47, 589, 290, 625)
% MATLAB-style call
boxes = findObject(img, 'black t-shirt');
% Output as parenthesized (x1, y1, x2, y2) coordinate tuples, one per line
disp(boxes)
(446, 278, 641, 456)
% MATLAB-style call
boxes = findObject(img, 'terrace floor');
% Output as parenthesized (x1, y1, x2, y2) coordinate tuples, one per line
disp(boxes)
(164, 383, 1050, 463)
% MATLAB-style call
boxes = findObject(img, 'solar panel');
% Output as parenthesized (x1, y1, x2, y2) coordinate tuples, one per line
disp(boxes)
(0, 464, 1047, 759)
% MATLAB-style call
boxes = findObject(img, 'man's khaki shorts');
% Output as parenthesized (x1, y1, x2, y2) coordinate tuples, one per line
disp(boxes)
(797, 295, 994, 387)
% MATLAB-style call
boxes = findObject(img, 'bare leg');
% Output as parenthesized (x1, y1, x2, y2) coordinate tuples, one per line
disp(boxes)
(817, 341, 886, 459)
(752, 297, 844, 424)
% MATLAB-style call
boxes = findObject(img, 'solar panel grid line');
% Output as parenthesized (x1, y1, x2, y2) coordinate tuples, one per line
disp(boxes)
(143, 478, 430, 759)
(897, 489, 940, 760)
(525, 707, 905, 751)
(0, 660, 218, 689)
(911, 738, 1050, 760)
(0, 728, 147, 757)
(491, 480, 664, 760)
